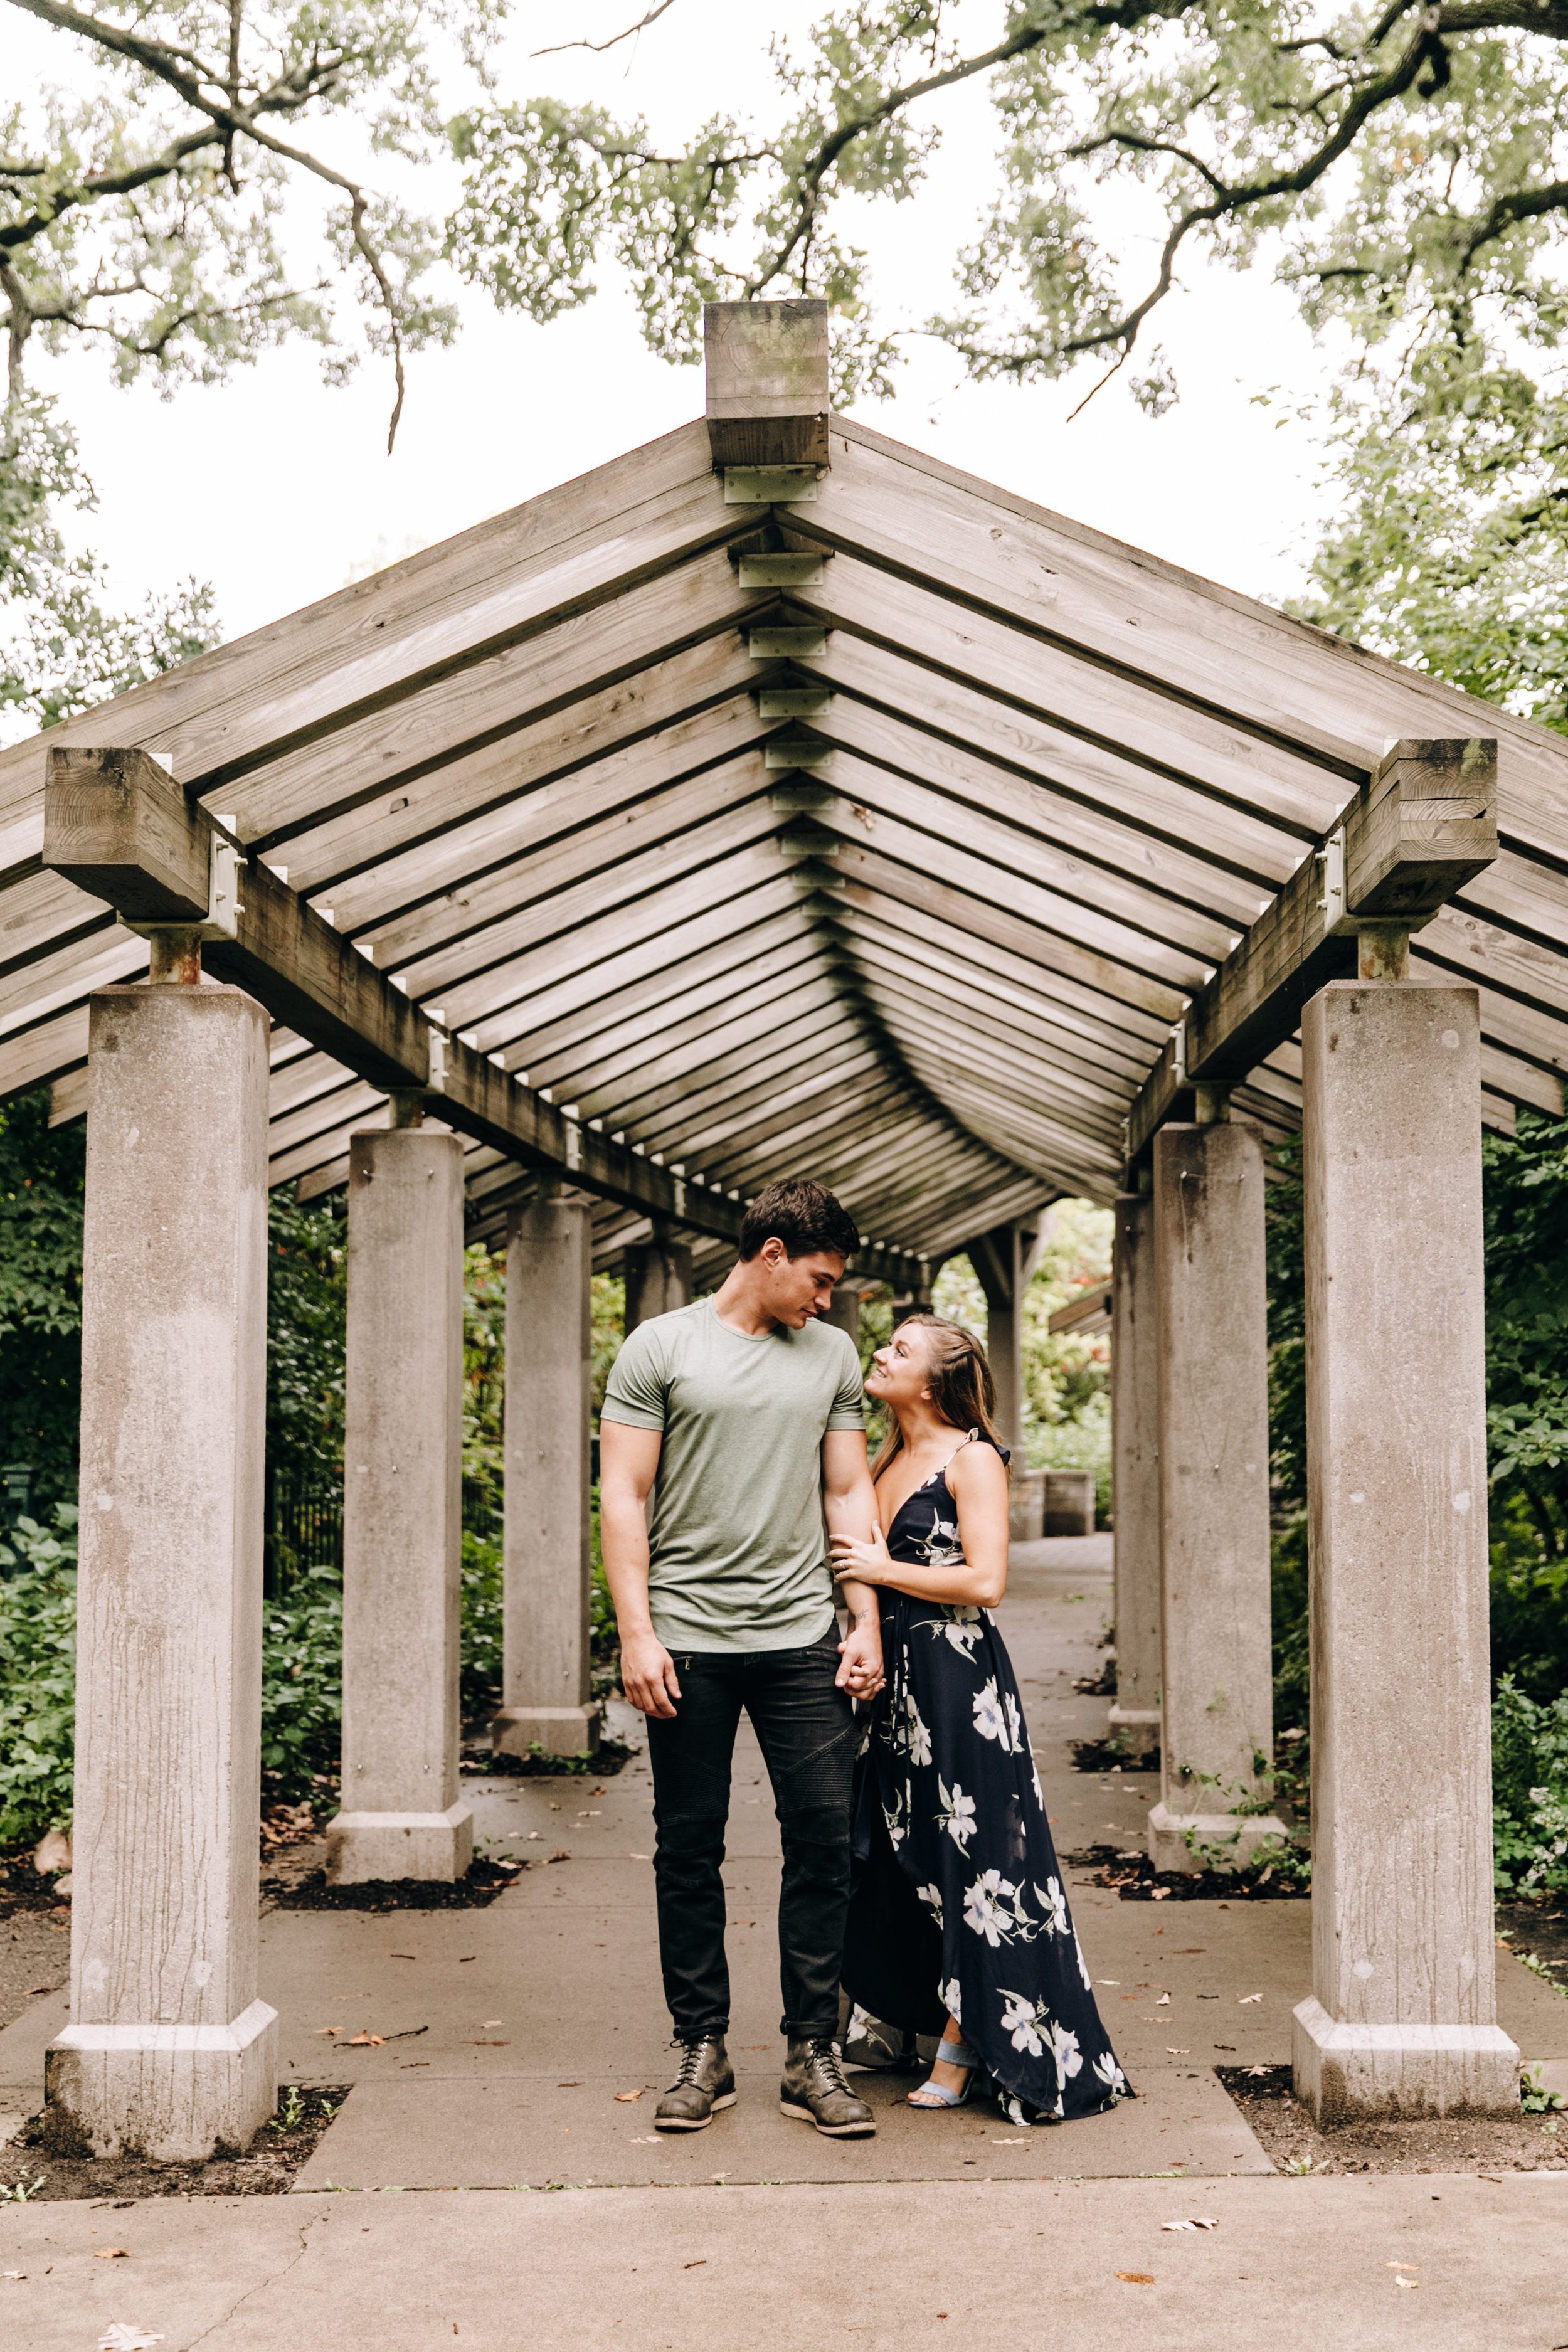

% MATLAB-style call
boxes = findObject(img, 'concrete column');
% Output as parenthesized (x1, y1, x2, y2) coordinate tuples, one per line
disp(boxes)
(823, 1285, 861, 1346)
(494, 1195, 600, 1758)
(623, 1229, 692, 1333)
(972, 1224, 1024, 1453)
(1148, 1122, 1286, 1870)
(327, 1128, 472, 1883)
(1293, 982, 1518, 2119)
(48, 984, 278, 2161)
(1109, 1192, 1161, 1760)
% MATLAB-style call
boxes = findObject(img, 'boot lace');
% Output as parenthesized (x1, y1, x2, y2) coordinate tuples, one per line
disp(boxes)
(805, 2038, 852, 2097)
(670, 2037, 712, 2087)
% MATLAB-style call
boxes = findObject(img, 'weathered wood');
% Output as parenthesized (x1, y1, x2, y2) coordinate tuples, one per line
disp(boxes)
(1126, 741, 1502, 1164)
(1348, 740, 1500, 919)
(43, 748, 211, 925)
(705, 300, 830, 471)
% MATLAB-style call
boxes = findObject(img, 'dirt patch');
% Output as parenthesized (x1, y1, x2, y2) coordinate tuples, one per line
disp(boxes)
(0, 2084, 349, 2200)
(1068, 1736, 1160, 1774)
(1064, 1841, 1308, 1902)
(270, 1855, 526, 1912)
(1219, 2063, 1568, 2176)
(0, 1862, 73, 2035)
(458, 1734, 639, 1780)
(1498, 1904, 1568, 1994)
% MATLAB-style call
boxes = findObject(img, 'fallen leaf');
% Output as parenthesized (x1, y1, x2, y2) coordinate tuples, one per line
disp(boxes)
(1165, 2048, 1190, 2056)
(313, 2026, 342, 2038)
(1156, 1994, 1171, 2007)
(1244, 2065, 1269, 2077)
(24, 1984, 53, 1996)
(345, 2032, 384, 2048)
(3, 2269, 25, 2279)
(614, 2090, 645, 2103)
(1150, 1888, 1171, 1901)
(100, 2331, 164, 2352)
(990, 2136, 1029, 2144)
(1238, 1994, 1263, 2005)
(94, 2247, 130, 2259)
(1097, 1979, 1120, 1986)
(684, 2259, 706, 2269)
(1395, 2278, 1419, 2291)
(482, 2020, 503, 2028)
(1116, 2272, 1155, 2284)
(629, 1852, 651, 1861)
(547, 1851, 571, 1864)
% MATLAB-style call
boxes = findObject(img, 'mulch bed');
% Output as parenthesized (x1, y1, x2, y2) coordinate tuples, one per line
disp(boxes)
(0, 2085, 349, 2200)
(1068, 1736, 1158, 1774)
(1220, 2063, 1568, 2176)
(1498, 1902, 1568, 1988)
(1064, 1841, 1310, 1902)
(269, 1855, 526, 1911)
(0, 1858, 72, 1919)
(459, 1734, 638, 1779)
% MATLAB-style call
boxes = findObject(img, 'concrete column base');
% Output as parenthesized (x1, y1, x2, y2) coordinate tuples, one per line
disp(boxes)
(1108, 1704, 1160, 1759)
(324, 1801, 473, 1885)
(45, 1998, 278, 2163)
(1293, 1997, 1520, 2122)
(492, 1703, 601, 1759)
(1147, 1801, 1290, 1874)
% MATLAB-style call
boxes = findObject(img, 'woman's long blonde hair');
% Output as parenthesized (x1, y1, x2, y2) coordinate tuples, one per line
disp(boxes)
(869, 1313, 1004, 1481)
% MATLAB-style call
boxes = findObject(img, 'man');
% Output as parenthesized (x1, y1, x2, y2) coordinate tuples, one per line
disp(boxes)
(600, 1177, 884, 2138)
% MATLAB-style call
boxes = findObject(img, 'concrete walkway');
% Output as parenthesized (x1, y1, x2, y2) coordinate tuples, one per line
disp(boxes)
(4, 1537, 1567, 2349)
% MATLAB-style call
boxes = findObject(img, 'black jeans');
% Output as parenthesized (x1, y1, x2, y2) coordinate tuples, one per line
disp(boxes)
(645, 1634, 856, 2043)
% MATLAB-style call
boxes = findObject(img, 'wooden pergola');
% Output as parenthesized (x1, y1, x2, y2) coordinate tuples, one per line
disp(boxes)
(3, 300, 1564, 2163)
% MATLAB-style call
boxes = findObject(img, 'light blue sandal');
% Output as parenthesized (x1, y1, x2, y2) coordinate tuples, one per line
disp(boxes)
(908, 2035, 980, 2109)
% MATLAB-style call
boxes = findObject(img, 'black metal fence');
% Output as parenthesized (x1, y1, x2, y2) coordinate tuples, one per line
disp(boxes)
(264, 1470, 503, 1593)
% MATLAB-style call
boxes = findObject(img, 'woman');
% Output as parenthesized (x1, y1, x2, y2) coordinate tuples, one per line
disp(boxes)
(829, 1315, 1129, 2124)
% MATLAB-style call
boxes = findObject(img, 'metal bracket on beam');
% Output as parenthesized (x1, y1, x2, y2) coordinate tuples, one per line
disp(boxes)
(758, 684, 835, 717)
(725, 467, 820, 506)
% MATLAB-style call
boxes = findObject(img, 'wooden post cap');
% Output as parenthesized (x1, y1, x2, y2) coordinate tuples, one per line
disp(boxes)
(704, 299, 830, 470)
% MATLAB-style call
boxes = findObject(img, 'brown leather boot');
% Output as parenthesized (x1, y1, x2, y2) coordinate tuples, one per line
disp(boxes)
(654, 2034, 736, 2132)
(780, 2035, 876, 2137)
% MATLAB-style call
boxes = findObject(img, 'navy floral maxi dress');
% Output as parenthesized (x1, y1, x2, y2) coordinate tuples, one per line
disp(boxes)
(842, 1435, 1130, 2124)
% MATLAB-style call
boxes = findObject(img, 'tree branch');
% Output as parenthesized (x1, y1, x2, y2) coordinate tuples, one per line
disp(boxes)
(4, 0, 411, 448)
(533, 0, 677, 59)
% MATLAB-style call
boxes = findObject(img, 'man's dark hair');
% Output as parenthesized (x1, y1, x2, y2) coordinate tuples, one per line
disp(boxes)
(738, 1177, 859, 1264)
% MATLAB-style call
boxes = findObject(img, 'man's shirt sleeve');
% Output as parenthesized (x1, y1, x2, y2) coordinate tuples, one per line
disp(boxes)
(600, 1321, 669, 1431)
(826, 1331, 866, 1431)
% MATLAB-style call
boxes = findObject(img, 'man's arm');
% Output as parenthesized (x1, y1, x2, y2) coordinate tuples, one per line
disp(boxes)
(821, 1428, 886, 1699)
(599, 1420, 682, 1719)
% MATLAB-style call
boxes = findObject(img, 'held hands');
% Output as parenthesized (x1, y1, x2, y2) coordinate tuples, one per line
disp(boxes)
(836, 1615, 886, 1702)
(620, 1629, 682, 1720)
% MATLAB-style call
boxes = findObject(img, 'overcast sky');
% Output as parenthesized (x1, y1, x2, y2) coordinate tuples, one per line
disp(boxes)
(11, 0, 1343, 662)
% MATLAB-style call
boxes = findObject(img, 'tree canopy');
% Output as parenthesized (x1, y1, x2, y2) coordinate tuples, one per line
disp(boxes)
(5, 1, 1568, 724)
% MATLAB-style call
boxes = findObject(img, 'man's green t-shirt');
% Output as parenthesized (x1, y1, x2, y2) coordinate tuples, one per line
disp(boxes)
(600, 1296, 865, 1653)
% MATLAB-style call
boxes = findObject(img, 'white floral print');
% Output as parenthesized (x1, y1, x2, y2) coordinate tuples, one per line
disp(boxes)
(915, 1882, 945, 1927)
(973, 1678, 1010, 1747)
(936, 1776, 977, 1851)
(963, 1868, 1018, 1947)
(1036, 1877, 1069, 1939)
(1001, 1991, 1044, 2055)
(941, 1978, 963, 2023)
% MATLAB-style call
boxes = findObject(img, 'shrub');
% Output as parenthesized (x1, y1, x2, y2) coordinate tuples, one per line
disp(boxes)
(1492, 1675, 1568, 1897)
(0, 1505, 78, 1846)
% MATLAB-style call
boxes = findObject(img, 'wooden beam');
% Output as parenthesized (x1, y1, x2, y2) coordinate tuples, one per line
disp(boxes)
(705, 300, 830, 471)
(1126, 739, 1501, 1165)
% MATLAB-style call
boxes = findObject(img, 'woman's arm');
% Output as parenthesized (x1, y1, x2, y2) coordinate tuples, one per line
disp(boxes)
(828, 1441, 1011, 1609)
